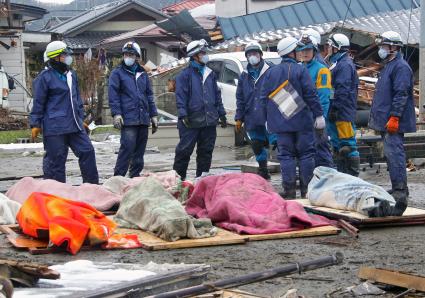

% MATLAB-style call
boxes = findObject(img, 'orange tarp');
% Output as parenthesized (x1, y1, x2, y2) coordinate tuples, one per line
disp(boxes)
(17, 192, 117, 254)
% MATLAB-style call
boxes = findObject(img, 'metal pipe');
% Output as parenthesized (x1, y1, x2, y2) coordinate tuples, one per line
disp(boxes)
(152, 253, 344, 298)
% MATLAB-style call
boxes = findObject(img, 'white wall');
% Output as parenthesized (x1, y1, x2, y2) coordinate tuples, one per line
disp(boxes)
(0, 34, 27, 112)
(216, 0, 304, 17)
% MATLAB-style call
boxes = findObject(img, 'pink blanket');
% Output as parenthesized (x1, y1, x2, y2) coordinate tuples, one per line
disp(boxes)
(185, 173, 332, 234)
(7, 177, 121, 211)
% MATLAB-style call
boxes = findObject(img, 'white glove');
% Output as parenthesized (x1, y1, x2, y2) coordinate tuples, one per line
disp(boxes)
(314, 116, 326, 130)
(113, 115, 124, 130)
(151, 116, 158, 134)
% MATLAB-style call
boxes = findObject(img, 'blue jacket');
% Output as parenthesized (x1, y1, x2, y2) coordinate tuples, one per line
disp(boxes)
(260, 58, 323, 133)
(30, 67, 84, 137)
(330, 53, 359, 122)
(235, 60, 271, 130)
(369, 53, 416, 133)
(315, 52, 327, 66)
(175, 63, 226, 127)
(305, 60, 331, 118)
(109, 63, 157, 126)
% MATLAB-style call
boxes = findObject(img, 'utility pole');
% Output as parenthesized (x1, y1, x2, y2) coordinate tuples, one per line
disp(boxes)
(420, 0, 425, 127)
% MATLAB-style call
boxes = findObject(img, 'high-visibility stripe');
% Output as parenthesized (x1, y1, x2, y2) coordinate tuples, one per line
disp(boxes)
(316, 67, 332, 89)
(269, 80, 289, 99)
(46, 47, 66, 58)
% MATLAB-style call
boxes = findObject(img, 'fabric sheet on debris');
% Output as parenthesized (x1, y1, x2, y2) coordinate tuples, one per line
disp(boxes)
(13, 261, 206, 298)
(185, 173, 331, 235)
(114, 177, 216, 242)
(308, 166, 396, 216)
(16, 192, 140, 254)
(0, 192, 21, 225)
(6, 171, 192, 211)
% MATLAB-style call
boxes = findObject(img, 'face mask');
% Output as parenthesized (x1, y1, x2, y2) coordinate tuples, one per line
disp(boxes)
(64, 55, 73, 66)
(378, 47, 388, 60)
(124, 57, 135, 66)
(248, 55, 260, 66)
(199, 54, 209, 65)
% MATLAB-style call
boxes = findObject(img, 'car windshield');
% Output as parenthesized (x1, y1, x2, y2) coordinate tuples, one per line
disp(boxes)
(241, 57, 281, 69)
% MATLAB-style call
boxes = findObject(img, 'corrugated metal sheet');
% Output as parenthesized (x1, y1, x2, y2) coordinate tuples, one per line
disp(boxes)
(214, 8, 420, 50)
(218, 0, 419, 40)
(47, 0, 167, 36)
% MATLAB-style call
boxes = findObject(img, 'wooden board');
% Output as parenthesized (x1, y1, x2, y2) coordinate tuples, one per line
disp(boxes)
(358, 267, 425, 291)
(116, 228, 248, 251)
(246, 226, 340, 241)
(296, 199, 425, 226)
(240, 162, 280, 174)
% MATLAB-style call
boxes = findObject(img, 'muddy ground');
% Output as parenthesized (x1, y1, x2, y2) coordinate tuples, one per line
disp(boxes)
(0, 142, 425, 297)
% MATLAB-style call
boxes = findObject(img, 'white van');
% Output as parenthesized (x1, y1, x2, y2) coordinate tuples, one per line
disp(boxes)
(206, 52, 281, 125)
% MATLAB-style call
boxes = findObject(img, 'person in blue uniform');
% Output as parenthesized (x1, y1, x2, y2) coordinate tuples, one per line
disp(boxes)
(173, 39, 227, 180)
(109, 41, 158, 178)
(325, 33, 360, 176)
(260, 37, 325, 198)
(369, 31, 416, 216)
(296, 34, 334, 168)
(235, 41, 276, 179)
(30, 41, 99, 184)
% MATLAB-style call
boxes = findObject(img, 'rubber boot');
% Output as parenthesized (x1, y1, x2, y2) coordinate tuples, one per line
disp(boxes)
(346, 156, 360, 177)
(280, 183, 296, 199)
(258, 160, 271, 180)
(300, 181, 308, 198)
(391, 183, 408, 216)
(335, 151, 347, 174)
(367, 200, 391, 218)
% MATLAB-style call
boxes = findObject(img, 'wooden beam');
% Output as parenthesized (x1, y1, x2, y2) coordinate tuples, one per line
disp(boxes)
(358, 267, 425, 291)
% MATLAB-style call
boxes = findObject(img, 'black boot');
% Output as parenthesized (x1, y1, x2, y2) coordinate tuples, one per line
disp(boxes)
(347, 156, 360, 177)
(367, 200, 392, 218)
(391, 184, 408, 216)
(280, 183, 296, 199)
(300, 181, 308, 198)
(258, 160, 271, 180)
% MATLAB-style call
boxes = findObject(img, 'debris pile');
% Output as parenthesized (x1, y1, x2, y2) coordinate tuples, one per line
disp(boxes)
(0, 108, 28, 131)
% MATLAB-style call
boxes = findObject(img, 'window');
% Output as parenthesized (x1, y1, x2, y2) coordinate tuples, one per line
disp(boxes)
(206, 60, 223, 79)
(222, 60, 240, 85)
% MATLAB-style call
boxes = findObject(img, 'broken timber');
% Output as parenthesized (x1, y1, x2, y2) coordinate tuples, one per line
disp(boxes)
(296, 199, 425, 227)
(358, 267, 425, 292)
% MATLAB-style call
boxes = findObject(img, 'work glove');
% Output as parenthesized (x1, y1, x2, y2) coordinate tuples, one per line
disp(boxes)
(219, 115, 227, 128)
(113, 115, 124, 130)
(182, 117, 191, 128)
(151, 116, 158, 134)
(31, 127, 42, 142)
(328, 106, 338, 122)
(83, 122, 90, 134)
(386, 116, 399, 134)
(314, 115, 326, 130)
(235, 120, 243, 133)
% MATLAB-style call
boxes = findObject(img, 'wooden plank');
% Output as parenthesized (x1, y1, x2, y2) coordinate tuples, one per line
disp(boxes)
(116, 228, 248, 251)
(246, 226, 340, 241)
(358, 267, 425, 291)
(296, 199, 425, 225)
(240, 162, 280, 174)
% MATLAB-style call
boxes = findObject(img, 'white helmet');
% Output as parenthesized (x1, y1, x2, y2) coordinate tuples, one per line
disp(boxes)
(244, 41, 263, 56)
(277, 36, 299, 57)
(45, 40, 72, 59)
(122, 41, 141, 57)
(303, 28, 321, 46)
(376, 31, 403, 46)
(327, 33, 350, 50)
(43, 51, 48, 63)
(186, 39, 209, 57)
